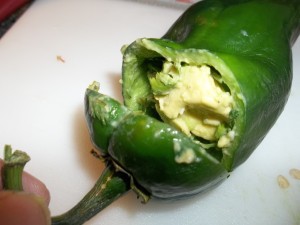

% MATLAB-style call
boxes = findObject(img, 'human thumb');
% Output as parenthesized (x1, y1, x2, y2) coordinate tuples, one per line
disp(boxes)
(0, 191, 50, 225)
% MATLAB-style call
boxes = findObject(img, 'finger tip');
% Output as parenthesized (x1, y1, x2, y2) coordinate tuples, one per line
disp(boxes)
(1, 159, 51, 205)
(0, 191, 51, 225)
(22, 171, 51, 205)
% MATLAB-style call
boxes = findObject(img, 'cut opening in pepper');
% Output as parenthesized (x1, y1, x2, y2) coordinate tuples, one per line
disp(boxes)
(147, 60, 235, 150)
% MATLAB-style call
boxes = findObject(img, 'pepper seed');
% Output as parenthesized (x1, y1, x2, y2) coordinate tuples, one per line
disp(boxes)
(277, 175, 290, 189)
(289, 168, 300, 180)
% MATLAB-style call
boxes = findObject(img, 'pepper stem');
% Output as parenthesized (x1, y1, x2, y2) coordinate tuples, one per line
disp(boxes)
(51, 163, 131, 225)
(2, 145, 30, 191)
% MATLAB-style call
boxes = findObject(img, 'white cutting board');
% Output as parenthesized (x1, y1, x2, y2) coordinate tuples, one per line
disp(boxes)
(0, 1, 299, 224)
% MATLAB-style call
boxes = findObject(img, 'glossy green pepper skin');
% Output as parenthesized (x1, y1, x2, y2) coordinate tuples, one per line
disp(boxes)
(109, 107, 228, 199)
(52, 1, 300, 224)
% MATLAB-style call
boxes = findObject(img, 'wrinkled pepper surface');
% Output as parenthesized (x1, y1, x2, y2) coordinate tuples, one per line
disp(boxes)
(52, 0, 300, 224)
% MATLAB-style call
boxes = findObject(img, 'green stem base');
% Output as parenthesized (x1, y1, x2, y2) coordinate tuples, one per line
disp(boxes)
(2, 145, 30, 191)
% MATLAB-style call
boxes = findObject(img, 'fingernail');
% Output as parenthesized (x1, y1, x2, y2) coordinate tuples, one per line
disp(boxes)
(0, 191, 51, 225)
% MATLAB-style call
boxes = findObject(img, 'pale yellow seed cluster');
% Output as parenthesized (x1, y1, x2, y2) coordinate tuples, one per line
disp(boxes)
(155, 64, 233, 146)
(175, 148, 197, 164)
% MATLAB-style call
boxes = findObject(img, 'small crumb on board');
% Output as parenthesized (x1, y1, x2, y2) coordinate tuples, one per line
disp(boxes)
(56, 55, 65, 63)
(289, 168, 300, 180)
(277, 175, 290, 189)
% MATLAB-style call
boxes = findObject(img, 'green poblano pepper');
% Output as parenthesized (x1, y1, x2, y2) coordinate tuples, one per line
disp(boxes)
(52, 0, 300, 224)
